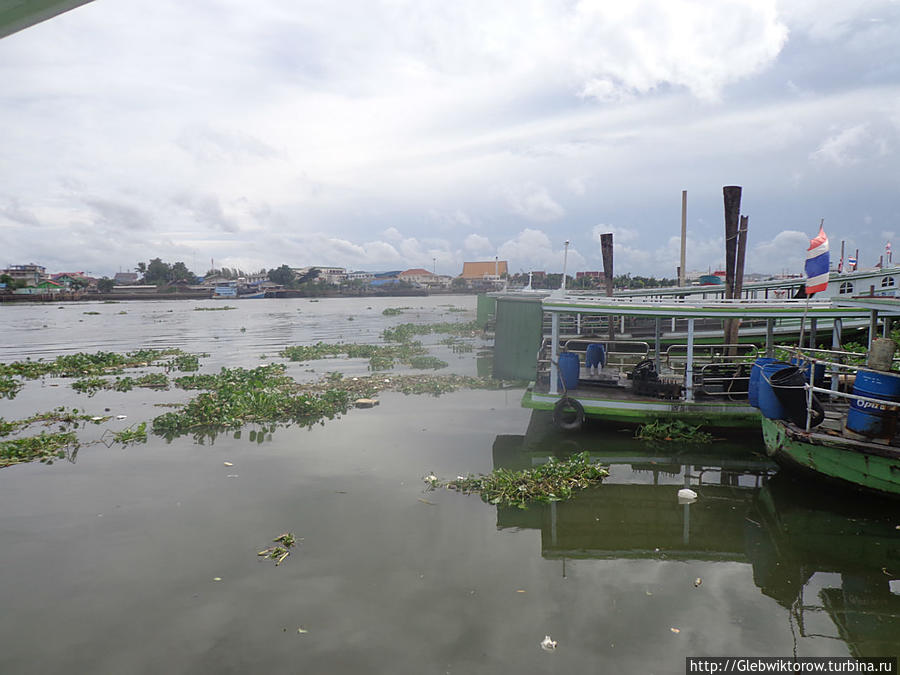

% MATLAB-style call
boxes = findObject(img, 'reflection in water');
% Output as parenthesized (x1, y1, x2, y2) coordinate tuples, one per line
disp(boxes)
(493, 411, 900, 658)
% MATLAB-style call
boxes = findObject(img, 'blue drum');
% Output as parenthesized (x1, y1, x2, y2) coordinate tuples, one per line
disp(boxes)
(749, 358, 780, 408)
(557, 352, 580, 392)
(758, 362, 795, 420)
(846, 368, 900, 438)
(585, 343, 606, 370)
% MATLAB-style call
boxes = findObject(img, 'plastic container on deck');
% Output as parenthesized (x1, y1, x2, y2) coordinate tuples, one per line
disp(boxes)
(557, 352, 580, 392)
(758, 362, 795, 420)
(585, 343, 606, 370)
(749, 358, 781, 408)
(846, 368, 900, 439)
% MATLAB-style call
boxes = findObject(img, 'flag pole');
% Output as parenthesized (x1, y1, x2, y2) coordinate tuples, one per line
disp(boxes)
(799, 218, 827, 352)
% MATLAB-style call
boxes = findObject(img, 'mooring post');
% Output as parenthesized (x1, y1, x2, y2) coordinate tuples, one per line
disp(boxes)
(723, 186, 742, 351)
(601, 232, 615, 341)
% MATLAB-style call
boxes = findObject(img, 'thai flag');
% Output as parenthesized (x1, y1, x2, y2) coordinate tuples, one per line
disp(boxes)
(848, 255, 857, 269)
(805, 225, 830, 294)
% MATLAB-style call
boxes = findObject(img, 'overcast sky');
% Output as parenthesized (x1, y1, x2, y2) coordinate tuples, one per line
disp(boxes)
(1, 0, 899, 279)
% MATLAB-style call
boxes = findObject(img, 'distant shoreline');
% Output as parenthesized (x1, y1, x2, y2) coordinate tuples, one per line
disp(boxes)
(0, 287, 479, 303)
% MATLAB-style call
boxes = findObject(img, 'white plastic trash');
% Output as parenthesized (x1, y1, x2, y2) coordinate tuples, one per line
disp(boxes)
(677, 488, 698, 503)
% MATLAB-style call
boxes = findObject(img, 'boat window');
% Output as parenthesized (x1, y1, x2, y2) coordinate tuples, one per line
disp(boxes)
(839, 281, 854, 294)
(882, 276, 895, 288)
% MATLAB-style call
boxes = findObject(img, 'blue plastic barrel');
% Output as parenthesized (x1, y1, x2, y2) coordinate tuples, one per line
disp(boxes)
(749, 358, 780, 408)
(586, 343, 606, 369)
(846, 368, 900, 438)
(789, 357, 826, 387)
(557, 352, 580, 391)
(758, 362, 795, 420)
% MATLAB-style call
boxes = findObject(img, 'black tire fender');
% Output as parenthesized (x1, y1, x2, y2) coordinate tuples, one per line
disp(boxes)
(553, 397, 585, 431)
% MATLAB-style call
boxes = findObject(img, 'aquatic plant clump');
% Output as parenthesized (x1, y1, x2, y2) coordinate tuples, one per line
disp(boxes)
(258, 532, 298, 565)
(72, 373, 170, 395)
(0, 431, 79, 467)
(0, 375, 24, 399)
(428, 452, 608, 509)
(151, 388, 351, 437)
(173, 364, 294, 391)
(635, 420, 713, 443)
(278, 341, 433, 371)
(381, 320, 481, 343)
(109, 423, 148, 446)
(0, 348, 196, 380)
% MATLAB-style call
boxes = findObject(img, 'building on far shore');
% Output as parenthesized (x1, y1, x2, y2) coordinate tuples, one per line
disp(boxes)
(460, 260, 508, 289)
(114, 272, 139, 285)
(2, 263, 47, 286)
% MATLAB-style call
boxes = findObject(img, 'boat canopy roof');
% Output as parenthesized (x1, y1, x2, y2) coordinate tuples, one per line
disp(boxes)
(541, 292, 898, 319)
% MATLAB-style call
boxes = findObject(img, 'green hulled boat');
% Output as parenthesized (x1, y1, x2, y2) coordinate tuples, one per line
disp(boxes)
(761, 416, 900, 496)
(518, 293, 897, 432)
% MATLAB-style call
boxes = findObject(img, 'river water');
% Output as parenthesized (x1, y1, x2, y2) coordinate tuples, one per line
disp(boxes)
(0, 295, 897, 673)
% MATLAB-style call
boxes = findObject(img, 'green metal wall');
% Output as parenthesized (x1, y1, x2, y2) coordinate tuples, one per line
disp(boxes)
(476, 294, 496, 328)
(492, 296, 544, 380)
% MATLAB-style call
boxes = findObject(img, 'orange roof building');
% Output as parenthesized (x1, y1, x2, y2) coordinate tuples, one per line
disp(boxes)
(460, 260, 508, 279)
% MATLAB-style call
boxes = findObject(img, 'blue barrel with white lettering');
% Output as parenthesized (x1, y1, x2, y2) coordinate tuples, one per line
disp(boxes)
(846, 368, 900, 439)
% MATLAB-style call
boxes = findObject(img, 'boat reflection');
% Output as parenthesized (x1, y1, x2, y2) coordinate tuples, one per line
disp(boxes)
(492, 411, 900, 657)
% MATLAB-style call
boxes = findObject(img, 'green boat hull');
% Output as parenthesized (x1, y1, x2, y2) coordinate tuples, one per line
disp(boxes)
(523, 388, 760, 429)
(761, 416, 900, 497)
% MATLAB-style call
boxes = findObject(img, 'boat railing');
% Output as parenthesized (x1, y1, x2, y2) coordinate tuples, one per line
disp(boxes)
(561, 338, 650, 367)
(775, 346, 900, 432)
(665, 343, 758, 368)
(694, 362, 751, 399)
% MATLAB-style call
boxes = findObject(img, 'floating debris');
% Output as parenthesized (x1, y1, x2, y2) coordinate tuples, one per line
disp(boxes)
(670, 627, 681, 634)
(677, 488, 698, 504)
(354, 398, 379, 408)
(257, 532, 298, 565)
(540, 635, 558, 651)
(223, 461, 234, 467)
(694, 577, 702, 587)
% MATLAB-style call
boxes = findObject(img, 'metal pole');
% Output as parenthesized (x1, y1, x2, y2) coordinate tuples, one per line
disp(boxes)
(561, 243, 569, 291)
(766, 318, 774, 358)
(550, 312, 559, 395)
(680, 190, 687, 287)
(654, 317, 661, 373)
(832, 318, 842, 397)
(685, 318, 695, 402)
(869, 310, 877, 350)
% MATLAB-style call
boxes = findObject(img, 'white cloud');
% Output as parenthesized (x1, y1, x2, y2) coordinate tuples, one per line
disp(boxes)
(809, 124, 869, 166)
(463, 234, 493, 254)
(750, 230, 810, 272)
(591, 224, 639, 245)
(503, 184, 565, 222)
(497, 228, 586, 272)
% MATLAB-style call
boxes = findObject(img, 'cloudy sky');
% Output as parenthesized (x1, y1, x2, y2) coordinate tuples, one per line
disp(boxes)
(1, 0, 899, 279)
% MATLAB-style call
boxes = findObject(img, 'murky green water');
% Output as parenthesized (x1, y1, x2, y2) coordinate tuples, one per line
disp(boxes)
(1, 296, 898, 673)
